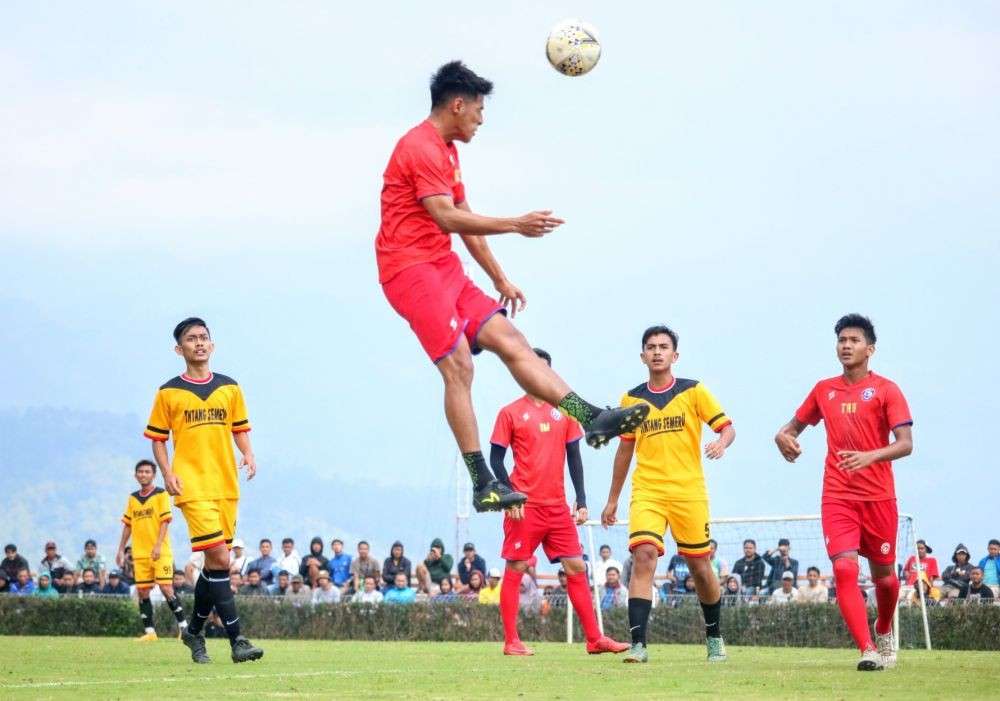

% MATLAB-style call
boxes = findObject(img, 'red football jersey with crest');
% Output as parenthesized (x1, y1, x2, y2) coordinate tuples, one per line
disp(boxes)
(490, 396, 584, 506)
(795, 371, 912, 501)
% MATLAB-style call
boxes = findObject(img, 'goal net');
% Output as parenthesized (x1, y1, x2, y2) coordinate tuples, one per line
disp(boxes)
(567, 512, 931, 649)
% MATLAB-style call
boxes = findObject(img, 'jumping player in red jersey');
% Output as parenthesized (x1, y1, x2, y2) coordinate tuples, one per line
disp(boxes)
(774, 314, 913, 671)
(377, 61, 649, 513)
(490, 348, 629, 656)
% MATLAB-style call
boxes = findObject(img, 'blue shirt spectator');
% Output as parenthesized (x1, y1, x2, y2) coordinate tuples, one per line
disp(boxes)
(328, 539, 352, 588)
(979, 539, 1000, 587)
(383, 572, 416, 604)
(665, 554, 691, 594)
(457, 543, 487, 586)
(10, 569, 36, 595)
(246, 538, 278, 586)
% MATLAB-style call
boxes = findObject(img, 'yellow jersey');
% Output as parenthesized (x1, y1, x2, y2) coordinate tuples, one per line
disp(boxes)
(122, 487, 173, 559)
(620, 378, 731, 502)
(144, 373, 251, 505)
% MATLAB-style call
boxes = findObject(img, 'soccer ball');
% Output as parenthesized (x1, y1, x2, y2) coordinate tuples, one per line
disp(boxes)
(545, 19, 601, 77)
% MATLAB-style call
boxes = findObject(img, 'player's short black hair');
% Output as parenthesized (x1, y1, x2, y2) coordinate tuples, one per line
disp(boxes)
(641, 325, 679, 350)
(173, 316, 210, 344)
(4, 544, 16, 553)
(605, 566, 620, 575)
(533, 348, 552, 366)
(259, 538, 271, 546)
(430, 60, 493, 109)
(807, 566, 821, 575)
(743, 538, 756, 547)
(84, 539, 96, 548)
(834, 314, 876, 344)
(135, 459, 156, 474)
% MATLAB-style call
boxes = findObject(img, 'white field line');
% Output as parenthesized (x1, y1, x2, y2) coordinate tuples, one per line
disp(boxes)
(0, 669, 383, 690)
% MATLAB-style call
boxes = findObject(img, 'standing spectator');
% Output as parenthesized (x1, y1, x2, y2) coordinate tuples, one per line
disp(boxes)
(55, 571, 76, 595)
(238, 570, 270, 596)
(978, 539, 1000, 595)
(903, 540, 940, 586)
(763, 539, 799, 594)
(663, 552, 691, 595)
(721, 576, 742, 606)
(959, 567, 995, 602)
(229, 539, 249, 576)
(599, 566, 628, 610)
(462, 571, 485, 600)
(349, 541, 381, 594)
(432, 577, 459, 603)
(799, 566, 829, 604)
(384, 571, 417, 605)
(299, 537, 329, 588)
(76, 539, 108, 587)
(270, 571, 291, 596)
(327, 539, 352, 590)
(276, 537, 301, 576)
(172, 570, 194, 595)
(381, 541, 412, 590)
(479, 568, 503, 605)
(2, 544, 29, 582)
(33, 573, 59, 598)
(941, 544, 975, 599)
(286, 574, 312, 606)
(101, 570, 130, 595)
(593, 545, 623, 588)
(708, 540, 729, 580)
(38, 541, 71, 581)
(74, 568, 101, 595)
(246, 539, 278, 586)
(457, 542, 487, 587)
(732, 540, 766, 595)
(416, 538, 454, 592)
(768, 572, 801, 605)
(312, 571, 342, 604)
(354, 575, 384, 605)
(10, 568, 36, 595)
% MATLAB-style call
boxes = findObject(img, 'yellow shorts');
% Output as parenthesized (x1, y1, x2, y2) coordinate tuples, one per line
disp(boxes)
(628, 499, 712, 557)
(179, 499, 238, 552)
(133, 555, 174, 589)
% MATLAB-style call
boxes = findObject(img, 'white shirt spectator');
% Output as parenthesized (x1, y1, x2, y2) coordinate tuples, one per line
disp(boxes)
(593, 556, 623, 587)
(354, 589, 383, 605)
(313, 584, 342, 605)
(276, 550, 301, 576)
(799, 582, 829, 604)
(769, 587, 802, 605)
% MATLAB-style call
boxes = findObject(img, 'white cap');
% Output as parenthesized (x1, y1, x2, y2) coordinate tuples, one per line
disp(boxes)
(782, 571, 794, 580)
(488, 567, 502, 578)
(232, 538, 245, 549)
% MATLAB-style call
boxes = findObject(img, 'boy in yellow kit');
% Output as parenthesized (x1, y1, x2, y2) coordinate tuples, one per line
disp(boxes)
(144, 316, 263, 664)
(602, 325, 735, 664)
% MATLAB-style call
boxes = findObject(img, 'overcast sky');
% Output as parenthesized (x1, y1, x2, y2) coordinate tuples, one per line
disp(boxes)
(2, 2, 998, 567)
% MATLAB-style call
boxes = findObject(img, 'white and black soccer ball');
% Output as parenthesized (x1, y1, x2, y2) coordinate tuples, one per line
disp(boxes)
(545, 18, 601, 77)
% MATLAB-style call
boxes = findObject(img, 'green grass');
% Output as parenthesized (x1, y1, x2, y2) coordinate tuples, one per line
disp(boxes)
(0, 637, 994, 700)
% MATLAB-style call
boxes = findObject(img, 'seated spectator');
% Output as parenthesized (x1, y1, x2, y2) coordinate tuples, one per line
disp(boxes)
(327, 539, 352, 591)
(230, 539, 248, 576)
(519, 570, 542, 613)
(599, 566, 628, 610)
(238, 569, 270, 596)
(276, 537, 301, 577)
(479, 568, 502, 605)
(33, 573, 59, 598)
(353, 575, 384, 605)
(38, 541, 71, 581)
(763, 538, 799, 594)
(959, 567, 995, 602)
(76, 539, 108, 587)
(432, 576, 459, 603)
(55, 571, 76, 594)
(977, 539, 1000, 595)
(457, 542, 487, 588)
(721, 575, 742, 606)
(941, 544, 975, 599)
(101, 570, 130, 595)
(312, 571, 342, 604)
(547, 569, 569, 608)
(0, 572, 8, 594)
(349, 541, 381, 595)
(732, 539, 766, 595)
(593, 545, 623, 587)
(10, 568, 35, 595)
(3, 544, 30, 583)
(382, 541, 412, 590)
(74, 568, 101, 595)
(229, 572, 243, 593)
(286, 574, 312, 606)
(798, 566, 829, 603)
(909, 572, 941, 606)
(768, 571, 801, 605)
(270, 570, 291, 596)
(246, 538, 278, 586)
(903, 540, 940, 586)
(299, 537, 329, 588)
(172, 570, 193, 595)
(416, 538, 454, 593)
(383, 571, 417, 605)
(462, 570, 485, 601)
(709, 539, 729, 580)
(663, 552, 690, 595)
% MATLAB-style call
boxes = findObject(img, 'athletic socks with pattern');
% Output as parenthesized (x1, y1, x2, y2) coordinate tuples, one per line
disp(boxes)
(557, 392, 602, 427)
(627, 597, 652, 646)
(165, 596, 187, 626)
(204, 568, 242, 645)
(462, 451, 493, 491)
(700, 598, 722, 639)
(138, 597, 154, 633)
(187, 570, 216, 636)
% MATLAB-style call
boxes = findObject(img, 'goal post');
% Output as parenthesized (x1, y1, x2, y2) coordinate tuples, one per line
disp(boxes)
(572, 512, 930, 649)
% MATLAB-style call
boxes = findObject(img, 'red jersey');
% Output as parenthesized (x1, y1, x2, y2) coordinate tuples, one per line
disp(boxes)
(490, 396, 584, 506)
(795, 371, 912, 502)
(375, 120, 466, 284)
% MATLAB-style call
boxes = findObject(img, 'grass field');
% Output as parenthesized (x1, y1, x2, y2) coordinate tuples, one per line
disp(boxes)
(0, 637, 995, 699)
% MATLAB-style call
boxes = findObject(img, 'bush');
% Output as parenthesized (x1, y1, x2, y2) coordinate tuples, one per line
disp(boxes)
(0, 595, 997, 650)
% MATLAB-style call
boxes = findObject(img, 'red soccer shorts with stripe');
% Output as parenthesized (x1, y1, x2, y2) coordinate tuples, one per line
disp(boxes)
(822, 497, 897, 564)
(502, 504, 583, 564)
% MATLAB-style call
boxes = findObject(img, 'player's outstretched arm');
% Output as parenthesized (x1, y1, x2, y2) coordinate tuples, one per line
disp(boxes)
(837, 424, 913, 472)
(422, 195, 563, 237)
(601, 439, 635, 526)
(234, 431, 257, 481)
(774, 418, 808, 463)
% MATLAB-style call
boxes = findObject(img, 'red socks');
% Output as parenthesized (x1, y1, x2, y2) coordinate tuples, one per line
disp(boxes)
(832, 557, 873, 651)
(873, 573, 900, 635)
(500, 568, 523, 644)
(566, 571, 602, 643)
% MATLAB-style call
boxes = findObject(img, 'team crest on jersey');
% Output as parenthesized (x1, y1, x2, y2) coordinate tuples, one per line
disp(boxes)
(880, 542, 891, 555)
(522, 412, 531, 421)
(862, 387, 875, 401)
(828, 391, 836, 400)
(550, 408, 563, 422)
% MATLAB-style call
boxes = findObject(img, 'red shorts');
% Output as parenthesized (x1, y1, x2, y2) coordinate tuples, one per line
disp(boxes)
(822, 497, 898, 565)
(382, 252, 505, 363)
(502, 503, 583, 564)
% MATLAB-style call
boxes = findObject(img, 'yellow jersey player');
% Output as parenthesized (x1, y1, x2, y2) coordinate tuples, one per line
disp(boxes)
(144, 316, 263, 664)
(601, 325, 735, 664)
(116, 459, 188, 640)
